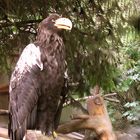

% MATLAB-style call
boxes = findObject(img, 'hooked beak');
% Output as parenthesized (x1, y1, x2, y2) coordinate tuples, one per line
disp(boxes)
(54, 18, 72, 30)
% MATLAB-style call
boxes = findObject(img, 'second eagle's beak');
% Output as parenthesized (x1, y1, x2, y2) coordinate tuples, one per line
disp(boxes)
(54, 18, 72, 30)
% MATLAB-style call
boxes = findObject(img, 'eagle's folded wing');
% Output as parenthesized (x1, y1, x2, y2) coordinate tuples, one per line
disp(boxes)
(9, 43, 43, 131)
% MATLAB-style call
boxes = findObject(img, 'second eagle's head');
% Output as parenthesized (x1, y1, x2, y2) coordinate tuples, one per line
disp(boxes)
(38, 14, 72, 33)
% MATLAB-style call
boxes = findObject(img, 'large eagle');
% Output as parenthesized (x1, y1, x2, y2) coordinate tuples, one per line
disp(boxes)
(8, 14, 72, 140)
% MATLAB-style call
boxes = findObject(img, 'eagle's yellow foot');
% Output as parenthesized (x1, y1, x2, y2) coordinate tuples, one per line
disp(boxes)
(52, 131, 58, 139)
(44, 130, 57, 139)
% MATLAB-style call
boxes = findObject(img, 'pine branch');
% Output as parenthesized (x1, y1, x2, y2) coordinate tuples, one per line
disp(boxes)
(0, 19, 42, 28)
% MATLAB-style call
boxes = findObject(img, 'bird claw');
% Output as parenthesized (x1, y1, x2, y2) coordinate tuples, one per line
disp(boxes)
(52, 131, 58, 138)
(44, 130, 57, 139)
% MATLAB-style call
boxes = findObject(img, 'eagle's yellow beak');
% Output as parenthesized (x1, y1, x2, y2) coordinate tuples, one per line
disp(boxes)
(54, 18, 72, 30)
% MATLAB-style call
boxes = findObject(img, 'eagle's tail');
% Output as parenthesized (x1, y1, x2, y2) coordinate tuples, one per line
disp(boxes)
(27, 105, 37, 129)
(8, 114, 26, 140)
(8, 105, 37, 140)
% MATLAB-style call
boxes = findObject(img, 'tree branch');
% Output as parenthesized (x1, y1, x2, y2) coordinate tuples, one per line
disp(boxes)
(103, 93, 117, 97)
(0, 109, 9, 115)
(0, 19, 42, 28)
(58, 86, 117, 140)
(104, 97, 120, 103)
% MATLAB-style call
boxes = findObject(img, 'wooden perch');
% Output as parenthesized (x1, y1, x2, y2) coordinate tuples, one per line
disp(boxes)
(0, 84, 9, 95)
(0, 128, 81, 140)
(58, 115, 112, 133)
(0, 84, 9, 91)
(24, 130, 77, 140)
(0, 128, 9, 139)
(58, 85, 117, 140)
(0, 109, 9, 115)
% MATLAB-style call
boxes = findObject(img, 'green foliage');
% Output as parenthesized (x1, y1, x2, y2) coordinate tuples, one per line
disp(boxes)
(123, 101, 140, 122)
(116, 40, 140, 92)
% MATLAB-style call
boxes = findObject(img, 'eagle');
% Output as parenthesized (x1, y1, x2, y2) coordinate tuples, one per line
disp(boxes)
(8, 14, 72, 140)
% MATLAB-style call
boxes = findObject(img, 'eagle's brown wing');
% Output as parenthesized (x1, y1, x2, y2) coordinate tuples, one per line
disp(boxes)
(9, 43, 43, 140)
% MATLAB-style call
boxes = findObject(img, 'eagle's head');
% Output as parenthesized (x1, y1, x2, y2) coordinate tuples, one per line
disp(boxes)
(36, 14, 72, 45)
(38, 14, 72, 33)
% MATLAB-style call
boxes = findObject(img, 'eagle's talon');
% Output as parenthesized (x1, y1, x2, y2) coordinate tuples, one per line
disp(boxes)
(52, 131, 58, 138)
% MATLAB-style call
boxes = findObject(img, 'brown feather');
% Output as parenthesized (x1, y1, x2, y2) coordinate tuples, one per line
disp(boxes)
(9, 14, 66, 140)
